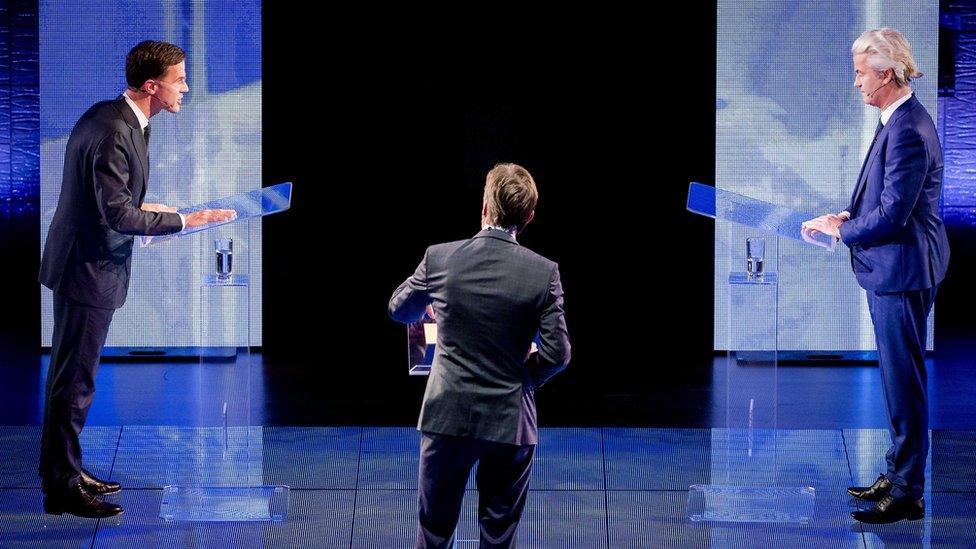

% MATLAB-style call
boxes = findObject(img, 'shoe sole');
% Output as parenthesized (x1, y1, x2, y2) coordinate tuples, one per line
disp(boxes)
(44, 497, 125, 518)
(44, 505, 124, 519)
(87, 486, 121, 496)
(851, 510, 924, 523)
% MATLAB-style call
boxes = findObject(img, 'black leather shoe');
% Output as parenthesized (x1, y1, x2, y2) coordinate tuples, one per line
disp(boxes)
(847, 474, 892, 501)
(80, 468, 121, 495)
(43, 482, 124, 519)
(851, 494, 924, 524)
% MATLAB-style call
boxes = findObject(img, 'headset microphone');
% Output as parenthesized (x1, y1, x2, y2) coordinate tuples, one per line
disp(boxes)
(866, 80, 891, 97)
(140, 88, 174, 109)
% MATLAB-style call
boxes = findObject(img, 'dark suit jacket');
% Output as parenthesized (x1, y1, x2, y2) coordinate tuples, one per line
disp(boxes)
(389, 228, 571, 445)
(840, 95, 950, 292)
(40, 96, 183, 309)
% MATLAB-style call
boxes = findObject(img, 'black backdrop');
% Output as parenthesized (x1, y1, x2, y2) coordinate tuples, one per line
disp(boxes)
(259, 9, 717, 424)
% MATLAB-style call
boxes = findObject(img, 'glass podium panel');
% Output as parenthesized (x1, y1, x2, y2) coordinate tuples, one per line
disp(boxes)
(687, 181, 836, 250)
(687, 183, 821, 523)
(145, 185, 292, 522)
(140, 182, 292, 247)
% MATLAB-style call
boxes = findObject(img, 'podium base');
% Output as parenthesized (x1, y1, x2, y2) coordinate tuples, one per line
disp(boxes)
(160, 485, 290, 522)
(687, 484, 815, 523)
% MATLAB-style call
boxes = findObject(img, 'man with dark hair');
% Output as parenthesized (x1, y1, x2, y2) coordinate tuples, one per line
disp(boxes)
(390, 163, 571, 548)
(38, 40, 234, 518)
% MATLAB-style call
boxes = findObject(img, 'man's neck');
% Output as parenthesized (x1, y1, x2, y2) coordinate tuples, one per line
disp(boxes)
(879, 86, 911, 112)
(123, 88, 153, 120)
(482, 223, 517, 239)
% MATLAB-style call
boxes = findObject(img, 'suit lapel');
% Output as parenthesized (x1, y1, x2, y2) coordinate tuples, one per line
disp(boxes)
(849, 95, 917, 213)
(849, 126, 887, 211)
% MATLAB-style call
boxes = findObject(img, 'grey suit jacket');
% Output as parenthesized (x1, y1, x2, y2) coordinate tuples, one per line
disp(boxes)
(389, 228, 571, 445)
(39, 96, 183, 309)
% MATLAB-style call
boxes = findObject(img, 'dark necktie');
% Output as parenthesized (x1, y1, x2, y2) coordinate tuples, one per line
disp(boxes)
(143, 124, 151, 146)
(851, 119, 886, 210)
(871, 119, 883, 145)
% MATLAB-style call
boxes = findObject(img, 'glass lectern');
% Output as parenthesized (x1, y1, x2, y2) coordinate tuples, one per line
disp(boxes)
(144, 183, 292, 522)
(685, 182, 832, 524)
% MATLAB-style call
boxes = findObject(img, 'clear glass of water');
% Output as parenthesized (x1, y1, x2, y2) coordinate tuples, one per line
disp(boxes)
(747, 237, 764, 278)
(215, 238, 233, 280)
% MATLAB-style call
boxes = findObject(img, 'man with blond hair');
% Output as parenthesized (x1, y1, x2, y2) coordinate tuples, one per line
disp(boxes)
(390, 163, 571, 547)
(804, 28, 949, 524)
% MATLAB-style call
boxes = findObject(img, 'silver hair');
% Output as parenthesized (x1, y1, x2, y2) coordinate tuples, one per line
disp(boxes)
(852, 28, 923, 87)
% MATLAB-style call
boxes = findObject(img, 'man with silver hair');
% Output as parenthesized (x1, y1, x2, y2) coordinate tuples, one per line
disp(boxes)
(804, 28, 949, 524)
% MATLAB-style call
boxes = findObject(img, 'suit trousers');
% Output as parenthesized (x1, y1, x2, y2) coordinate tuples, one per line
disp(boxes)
(866, 285, 938, 500)
(417, 431, 535, 549)
(38, 292, 114, 492)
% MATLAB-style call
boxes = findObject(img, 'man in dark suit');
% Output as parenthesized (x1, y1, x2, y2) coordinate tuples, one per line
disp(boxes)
(390, 163, 571, 548)
(804, 28, 949, 524)
(38, 40, 234, 518)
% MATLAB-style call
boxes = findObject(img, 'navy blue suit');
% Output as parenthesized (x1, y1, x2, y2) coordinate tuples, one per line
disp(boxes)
(839, 95, 949, 499)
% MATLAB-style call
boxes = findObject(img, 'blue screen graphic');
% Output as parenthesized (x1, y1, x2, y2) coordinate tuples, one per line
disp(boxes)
(714, 1, 939, 351)
(39, 1, 262, 347)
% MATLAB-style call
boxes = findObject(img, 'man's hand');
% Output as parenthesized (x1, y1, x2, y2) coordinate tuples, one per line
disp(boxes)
(184, 209, 237, 229)
(801, 226, 835, 250)
(141, 202, 178, 213)
(802, 213, 846, 239)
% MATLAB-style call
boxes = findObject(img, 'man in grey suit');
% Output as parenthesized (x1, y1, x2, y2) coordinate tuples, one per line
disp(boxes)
(390, 163, 571, 548)
(38, 40, 233, 518)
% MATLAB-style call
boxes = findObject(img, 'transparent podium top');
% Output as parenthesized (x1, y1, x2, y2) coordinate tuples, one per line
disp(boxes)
(140, 182, 292, 246)
(686, 182, 836, 251)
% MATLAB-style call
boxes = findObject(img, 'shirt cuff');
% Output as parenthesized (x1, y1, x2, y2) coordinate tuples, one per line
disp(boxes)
(178, 212, 186, 231)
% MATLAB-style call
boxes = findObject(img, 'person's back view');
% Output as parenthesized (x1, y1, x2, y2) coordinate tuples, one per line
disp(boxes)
(390, 163, 570, 548)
